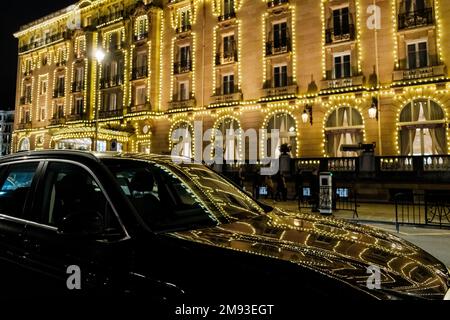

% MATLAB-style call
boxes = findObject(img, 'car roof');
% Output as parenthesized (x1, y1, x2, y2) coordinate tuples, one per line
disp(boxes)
(0, 150, 189, 166)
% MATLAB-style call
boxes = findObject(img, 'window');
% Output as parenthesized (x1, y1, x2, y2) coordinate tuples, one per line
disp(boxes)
(179, 81, 189, 101)
(56, 104, 64, 119)
(407, 41, 428, 69)
(223, 34, 236, 61)
(399, 99, 447, 155)
(136, 53, 147, 69)
(222, 74, 235, 95)
(215, 117, 241, 161)
(105, 160, 215, 232)
(75, 67, 84, 84)
(274, 65, 288, 87)
(333, 7, 350, 37)
(36, 162, 123, 237)
(171, 122, 193, 158)
(57, 76, 65, 93)
(266, 113, 296, 158)
(273, 22, 288, 50)
(224, 0, 235, 16)
(40, 107, 46, 121)
(180, 9, 190, 28)
(0, 162, 38, 218)
(110, 93, 117, 111)
(40, 80, 47, 95)
(325, 106, 364, 157)
(24, 84, 32, 103)
(19, 138, 31, 151)
(74, 98, 83, 115)
(180, 46, 191, 66)
(334, 53, 351, 79)
(404, 0, 425, 12)
(135, 86, 146, 105)
(97, 140, 107, 152)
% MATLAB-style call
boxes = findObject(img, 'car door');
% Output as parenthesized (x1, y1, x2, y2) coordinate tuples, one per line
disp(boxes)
(23, 160, 132, 295)
(0, 160, 44, 294)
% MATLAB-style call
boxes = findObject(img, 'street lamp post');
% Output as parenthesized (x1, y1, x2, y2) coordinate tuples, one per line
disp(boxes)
(94, 48, 105, 152)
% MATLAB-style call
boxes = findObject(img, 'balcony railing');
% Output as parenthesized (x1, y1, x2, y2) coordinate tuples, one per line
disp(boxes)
(132, 66, 148, 80)
(212, 87, 242, 104)
(19, 31, 72, 53)
(129, 103, 151, 113)
(393, 65, 446, 82)
(215, 50, 238, 65)
(56, 60, 67, 67)
(423, 156, 450, 172)
(50, 116, 66, 126)
(379, 156, 414, 172)
(173, 60, 192, 74)
(176, 24, 192, 34)
(17, 122, 32, 130)
(169, 96, 196, 110)
(266, 38, 291, 56)
(53, 89, 65, 98)
(100, 74, 124, 89)
(96, 10, 125, 26)
(267, 0, 289, 8)
(19, 96, 32, 105)
(67, 114, 83, 122)
(398, 8, 433, 30)
(325, 24, 356, 44)
(321, 74, 364, 90)
(72, 81, 84, 93)
(134, 33, 148, 41)
(99, 108, 124, 119)
(262, 78, 297, 97)
(218, 11, 236, 22)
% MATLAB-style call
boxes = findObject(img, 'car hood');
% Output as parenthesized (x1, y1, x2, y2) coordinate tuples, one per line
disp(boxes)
(170, 208, 449, 299)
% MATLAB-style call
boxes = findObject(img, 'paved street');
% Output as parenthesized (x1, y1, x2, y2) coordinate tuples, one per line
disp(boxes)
(262, 199, 450, 268)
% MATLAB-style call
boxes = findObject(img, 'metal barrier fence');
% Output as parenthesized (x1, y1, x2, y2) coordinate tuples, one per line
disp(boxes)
(298, 185, 358, 218)
(394, 192, 450, 231)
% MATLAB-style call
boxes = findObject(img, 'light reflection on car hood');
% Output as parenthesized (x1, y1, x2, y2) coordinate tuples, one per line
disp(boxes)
(170, 208, 449, 299)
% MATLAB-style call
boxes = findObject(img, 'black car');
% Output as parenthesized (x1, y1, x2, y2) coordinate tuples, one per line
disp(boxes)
(0, 150, 448, 301)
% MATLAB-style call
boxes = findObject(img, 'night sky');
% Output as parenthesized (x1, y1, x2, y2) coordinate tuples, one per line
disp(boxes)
(0, 0, 75, 110)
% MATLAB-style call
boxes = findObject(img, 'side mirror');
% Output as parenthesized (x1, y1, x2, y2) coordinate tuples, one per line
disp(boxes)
(57, 211, 104, 238)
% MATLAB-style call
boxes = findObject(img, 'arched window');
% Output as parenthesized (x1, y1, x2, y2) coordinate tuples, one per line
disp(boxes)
(215, 117, 241, 162)
(325, 106, 363, 157)
(170, 122, 193, 158)
(398, 99, 447, 155)
(19, 138, 31, 151)
(266, 113, 296, 158)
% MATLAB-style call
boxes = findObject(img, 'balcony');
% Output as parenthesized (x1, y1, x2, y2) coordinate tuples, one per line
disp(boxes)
(215, 50, 238, 65)
(22, 70, 33, 77)
(19, 96, 32, 105)
(18, 31, 72, 53)
(218, 11, 236, 22)
(325, 24, 356, 44)
(266, 38, 291, 56)
(267, 0, 289, 8)
(176, 24, 192, 34)
(398, 8, 433, 30)
(99, 108, 124, 119)
(100, 74, 124, 89)
(212, 87, 242, 105)
(173, 60, 192, 74)
(169, 96, 196, 110)
(56, 60, 67, 68)
(17, 122, 32, 130)
(393, 64, 446, 82)
(129, 103, 151, 113)
(53, 89, 65, 98)
(134, 33, 148, 41)
(50, 116, 66, 126)
(71, 81, 84, 93)
(262, 78, 298, 97)
(67, 114, 83, 122)
(132, 66, 148, 80)
(108, 42, 126, 52)
(96, 10, 125, 27)
(321, 74, 364, 90)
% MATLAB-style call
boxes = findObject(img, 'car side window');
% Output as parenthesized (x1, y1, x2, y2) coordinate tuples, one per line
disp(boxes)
(0, 162, 39, 218)
(38, 162, 123, 237)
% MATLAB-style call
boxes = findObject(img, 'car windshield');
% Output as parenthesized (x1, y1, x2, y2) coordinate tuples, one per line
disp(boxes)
(103, 158, 265, 232)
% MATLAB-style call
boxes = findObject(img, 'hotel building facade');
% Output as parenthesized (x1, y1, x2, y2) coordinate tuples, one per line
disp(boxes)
(12, 0, 450, 162)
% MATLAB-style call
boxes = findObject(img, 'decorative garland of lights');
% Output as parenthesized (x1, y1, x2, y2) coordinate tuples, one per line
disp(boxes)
(260, 109, 300, 159)
(321, 101, 367, 157)
(134, 15, 149, 37)
(158, 11, 165, 111)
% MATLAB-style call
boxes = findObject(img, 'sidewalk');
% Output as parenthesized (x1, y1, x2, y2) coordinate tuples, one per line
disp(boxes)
(261, 199, 397, 223)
